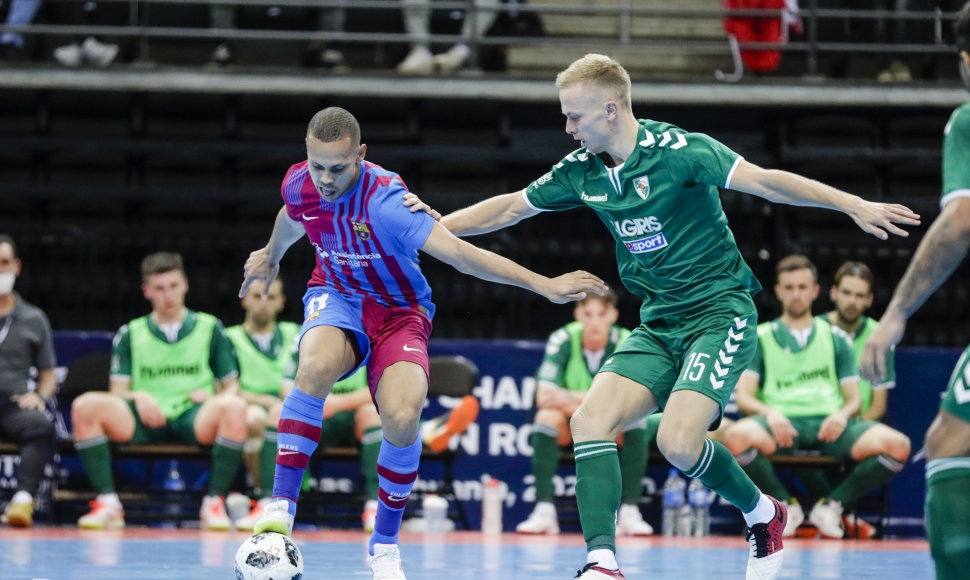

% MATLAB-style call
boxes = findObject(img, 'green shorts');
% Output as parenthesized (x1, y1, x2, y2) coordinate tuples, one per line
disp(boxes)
(941, 344, 970, 423)
(599, 292, 757, 429)
(750, 415, 878, 460)
(320, 409, 359, 447)
(126, 400, 202, 445)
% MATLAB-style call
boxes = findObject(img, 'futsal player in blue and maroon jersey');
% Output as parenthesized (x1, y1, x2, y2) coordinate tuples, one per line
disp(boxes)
(239, 106, 607, 580)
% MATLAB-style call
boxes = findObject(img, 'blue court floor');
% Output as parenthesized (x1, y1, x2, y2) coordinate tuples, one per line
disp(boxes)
(0, 528, 934, 580)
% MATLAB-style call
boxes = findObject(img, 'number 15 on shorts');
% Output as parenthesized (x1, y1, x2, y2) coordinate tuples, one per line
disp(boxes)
(682, 352, 710, 382)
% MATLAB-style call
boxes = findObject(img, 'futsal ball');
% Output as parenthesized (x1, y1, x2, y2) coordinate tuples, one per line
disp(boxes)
(233, 532, 304, 580)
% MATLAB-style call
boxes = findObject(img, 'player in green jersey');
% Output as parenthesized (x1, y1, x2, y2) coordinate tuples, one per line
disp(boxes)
(824, 262, 896, 422)
(226, 278, 300, 525)
(516, 289, 658, 536)
(861, 5, 970, 578)
(722, 255, 910, 539)
(71, 252, 247, 530)
(428, 54, 919, 580)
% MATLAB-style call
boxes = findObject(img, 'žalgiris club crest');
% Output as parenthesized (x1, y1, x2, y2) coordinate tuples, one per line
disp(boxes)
(352, 222, 371, 241)
(634, 176, 650, 200)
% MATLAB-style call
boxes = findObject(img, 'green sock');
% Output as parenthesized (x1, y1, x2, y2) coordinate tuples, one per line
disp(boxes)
(735, 447, 790, 502)
(926, 459, 970, 580)
(828, 454, 904, 507)
(619, 427, 649, 504)
(574, 440, 620, 553)
(796, 468, 833, 499)
(686, 439, 760, 512)
(208, 436, 244, 497)
(361, 426, 383, 499)
(531, 425, 560, 502)
(75, 436, 115, 494)
(258, 427, 278, 499)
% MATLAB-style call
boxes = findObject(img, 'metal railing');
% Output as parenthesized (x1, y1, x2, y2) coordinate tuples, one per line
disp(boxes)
(0, 0, 963, 78)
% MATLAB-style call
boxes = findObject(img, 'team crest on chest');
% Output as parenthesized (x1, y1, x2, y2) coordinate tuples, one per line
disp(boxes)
(352, 222, 371, 241)
(634, 176, 650, 200)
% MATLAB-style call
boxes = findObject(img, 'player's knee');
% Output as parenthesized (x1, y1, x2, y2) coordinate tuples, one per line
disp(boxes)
(568, 404, 592, 441)
(293, 361, 341, 398)
(884, 430, 911, 461)
(380, 405, 422, 434)
(265, 402, 283, 427)
(656, 427, 703, 471)
(71, 392, 102, 425)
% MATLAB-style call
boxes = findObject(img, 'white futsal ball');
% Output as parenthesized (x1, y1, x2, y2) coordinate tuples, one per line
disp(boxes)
(233, 532, 304, 580)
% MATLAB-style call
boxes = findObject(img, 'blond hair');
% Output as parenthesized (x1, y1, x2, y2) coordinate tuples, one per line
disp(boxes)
(555, 54, 632, 108)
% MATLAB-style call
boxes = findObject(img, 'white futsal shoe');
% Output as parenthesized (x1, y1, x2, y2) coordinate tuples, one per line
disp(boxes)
(573, 563, 627, 579)
(616, 503, 654, 536)
(515, 501, 559, 534)
(745, 495, 787, 580)
(809, 499, 845, 538)
(368, 543, 407, 579)
(782, 500, 804, 537)
(252, 499, 294, 536)
(396, 47, 433, 75)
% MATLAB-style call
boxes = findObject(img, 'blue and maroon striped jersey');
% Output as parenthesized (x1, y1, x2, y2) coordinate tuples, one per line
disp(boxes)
(281, 160, 436, 318)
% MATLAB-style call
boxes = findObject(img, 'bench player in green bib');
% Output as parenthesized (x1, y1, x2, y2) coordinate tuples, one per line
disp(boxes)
(431, 54, 919, 580)
(71, 252, 247, 530)
(862, 6, 970, 578)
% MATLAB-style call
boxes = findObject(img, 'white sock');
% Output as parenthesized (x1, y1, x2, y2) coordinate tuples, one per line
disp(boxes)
(587, 549, 618, 571)
(742, 493, 775, 526)
(11, 490, 33, 505)
(97, 493, 122, 508)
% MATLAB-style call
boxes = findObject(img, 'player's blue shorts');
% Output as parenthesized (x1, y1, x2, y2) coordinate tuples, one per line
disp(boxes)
(299, 286, 370, 380)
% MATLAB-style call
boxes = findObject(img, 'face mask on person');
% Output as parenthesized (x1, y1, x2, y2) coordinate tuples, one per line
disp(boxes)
(0, 272, 15, 295)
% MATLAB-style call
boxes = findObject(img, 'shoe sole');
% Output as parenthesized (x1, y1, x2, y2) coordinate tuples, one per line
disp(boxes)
(428, 397, 479, 452)
(253, 520, 291, 536)
(6, 515, 32, 528)
(78, 520, 125, 530)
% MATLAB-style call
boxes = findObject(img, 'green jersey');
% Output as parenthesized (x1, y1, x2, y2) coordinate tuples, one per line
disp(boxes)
(227, 322, 300, 396)
(536, 321, 631, 391)
(283, 350, 368, 395)
(525, 119, 761, 323)
(942, 102, 970, 209)
(819, 314, 896, 414)
(749, 317, 858, 417)
(112, 310, 238, 419)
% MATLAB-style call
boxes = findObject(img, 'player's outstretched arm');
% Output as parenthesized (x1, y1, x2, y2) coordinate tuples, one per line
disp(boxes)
(861, 197, 970, 383)
(420, 222, 607, 303)
(440, 190, 541, 237)
(729, 160, 920, 240)
(240, 207, 305, 298)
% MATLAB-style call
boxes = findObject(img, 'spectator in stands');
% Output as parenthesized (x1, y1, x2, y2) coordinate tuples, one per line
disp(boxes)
(396, 0, 500, 74)
(0, 0, 42, 60)
(822, 261, 895, 422)
(861, 6, 970, 577)
(0, 234, 56, 528)
(722, 254, 911, 538)
(208, 3, 346, 68)
(50, 0, 119, 68)
(70, 251, 247, 530)
(516, 289, 657, 536)
(225, 279, 299, 497)
(236, 356, 479, 533)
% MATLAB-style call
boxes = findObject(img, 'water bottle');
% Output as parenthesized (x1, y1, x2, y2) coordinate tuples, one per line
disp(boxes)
(687, 478, 711, 537)
(163, 460, 185, 521)
(661, 468, 685, 537)
(422, 494, 449, 533)
(481, 474, 504, 535)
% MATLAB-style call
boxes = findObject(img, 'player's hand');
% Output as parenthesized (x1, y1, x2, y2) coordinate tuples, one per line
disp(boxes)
(860, 308, 906, 384)
(766, 410, 798, 448)
(402, 193, 441, 221)
(187, 389, 210, 405)
(132, 391, 166, 429)
(240, 248, 280, 298)
(541, 271, 608, 304)
(11, 392, 47, 412)
(818, 412, 848, 443)
(849, 200, 920, 240)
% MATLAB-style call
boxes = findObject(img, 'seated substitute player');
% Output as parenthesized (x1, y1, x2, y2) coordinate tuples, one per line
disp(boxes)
(861, 6, 970, 577)
(239, 106, 606, 580)
(722, 255, 911, 538)
(226, 278, 300, 494)
(516, 288, 656, 536)
(71, 252, 247, 530)
(822, 261, 896, 422)
(417, 52, 918, 579)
